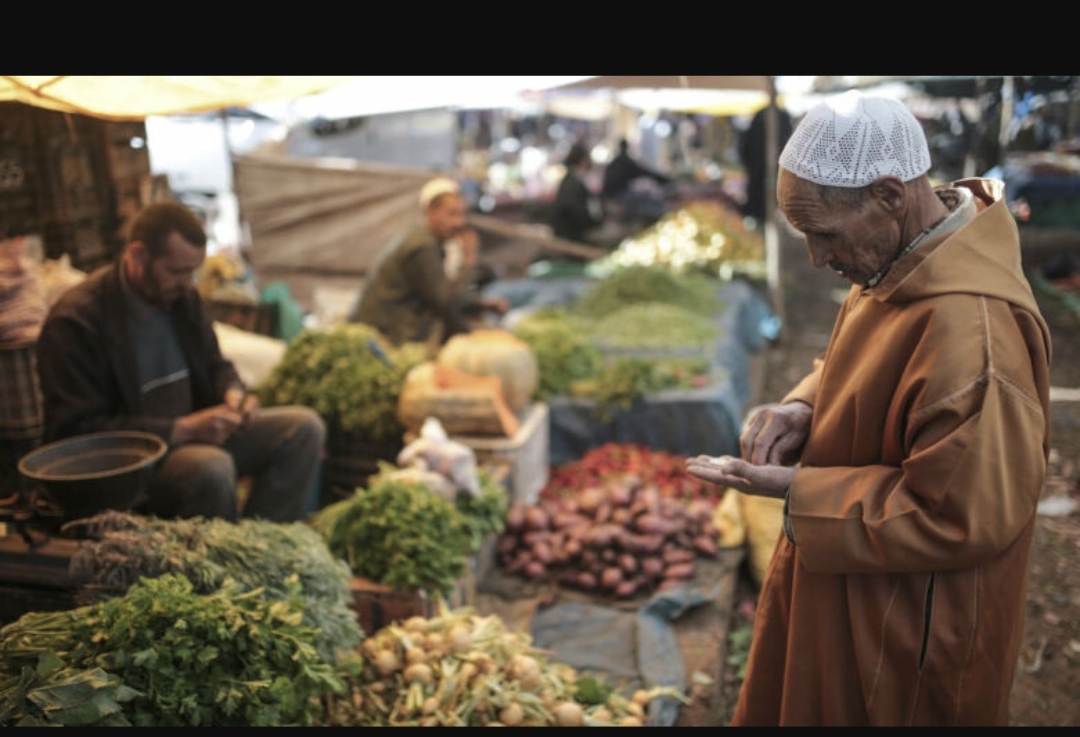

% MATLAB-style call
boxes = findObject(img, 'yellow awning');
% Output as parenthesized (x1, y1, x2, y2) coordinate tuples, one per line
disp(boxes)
(0, 76, 362, 120)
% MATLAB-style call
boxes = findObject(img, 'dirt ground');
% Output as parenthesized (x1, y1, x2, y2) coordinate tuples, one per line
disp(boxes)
(713, 222, 1080, 727)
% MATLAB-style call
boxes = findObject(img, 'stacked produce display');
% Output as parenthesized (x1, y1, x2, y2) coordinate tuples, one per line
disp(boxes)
(309, 464, 507, 598)
(596, 200, 766, 280)
(493, 443, 729, 599)
(497, 478, 719, 599)
(325, 603, 684, 726)
(256, 323, 427, 447)
(510, 265, 728, 416)
(0, 222, 768, 726)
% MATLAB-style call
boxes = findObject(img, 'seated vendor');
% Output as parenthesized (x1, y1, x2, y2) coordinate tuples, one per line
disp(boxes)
(349, 177, 508, 347)
(36, 201, 325, 522)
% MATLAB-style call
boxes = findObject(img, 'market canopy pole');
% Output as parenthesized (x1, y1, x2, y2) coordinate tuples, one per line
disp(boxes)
(763, 76, 784, 332)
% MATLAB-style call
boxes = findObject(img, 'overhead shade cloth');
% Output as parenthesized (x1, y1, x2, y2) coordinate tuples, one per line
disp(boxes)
(536, 75, 776, 117)
(550, 75, 770, 92)
(0, 76, 361, 120)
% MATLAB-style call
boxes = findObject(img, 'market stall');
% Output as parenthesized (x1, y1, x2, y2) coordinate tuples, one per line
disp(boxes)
(485, 275, 770, 464)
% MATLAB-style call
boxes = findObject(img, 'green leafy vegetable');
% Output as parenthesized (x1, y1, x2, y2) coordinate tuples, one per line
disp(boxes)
(255, 324, 427, 445)
(66, 511, 363, 664)
(310, 477, 475, 597)
(572, 264, 722, 319)
(573, 675, 616, 706)
(0, 574, 345, 727)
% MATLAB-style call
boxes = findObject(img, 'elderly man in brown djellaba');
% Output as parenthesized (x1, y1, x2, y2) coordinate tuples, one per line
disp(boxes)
(687, 91, 1051, 726)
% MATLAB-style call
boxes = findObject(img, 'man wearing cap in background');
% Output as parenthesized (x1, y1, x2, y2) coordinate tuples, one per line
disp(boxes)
(350, 177, 508, 348)
(687, 91, 1051, 725)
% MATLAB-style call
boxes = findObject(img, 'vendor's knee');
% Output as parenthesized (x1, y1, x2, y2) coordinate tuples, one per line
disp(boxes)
(150, 446, 238, 519)
(289, 405, 326, 451)
(195, 449, 238, 489)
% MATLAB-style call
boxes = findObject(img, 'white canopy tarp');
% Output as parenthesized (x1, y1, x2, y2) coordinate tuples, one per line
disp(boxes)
(0, 76, 361, 120)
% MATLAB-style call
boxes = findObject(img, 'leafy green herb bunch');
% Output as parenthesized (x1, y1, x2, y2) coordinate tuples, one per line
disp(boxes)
(255, 324, 427, 445)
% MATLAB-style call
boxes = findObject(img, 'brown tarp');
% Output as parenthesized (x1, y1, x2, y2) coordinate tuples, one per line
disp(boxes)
(233, 150, 608, 312)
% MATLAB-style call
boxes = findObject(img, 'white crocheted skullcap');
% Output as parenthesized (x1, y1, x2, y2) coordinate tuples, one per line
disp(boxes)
(779, 91, 931, 188)
(419, 177, 461, 208)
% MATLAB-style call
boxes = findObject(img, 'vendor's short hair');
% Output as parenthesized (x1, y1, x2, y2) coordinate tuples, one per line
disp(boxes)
(129, 201, 207, 259)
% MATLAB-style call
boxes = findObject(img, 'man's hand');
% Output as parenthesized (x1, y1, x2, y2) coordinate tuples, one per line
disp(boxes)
(170, 404, 243, 446)
(685, 455, 796, 500)
(224, 386, 260, 426)
(482, 296, 510, 315)
(457, 227, 480, 271)
(740, 401, 813, 466)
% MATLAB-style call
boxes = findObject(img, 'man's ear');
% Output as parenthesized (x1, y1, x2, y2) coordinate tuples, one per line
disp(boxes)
(128, 240, 149, 265)
(869, 177, 907, 213)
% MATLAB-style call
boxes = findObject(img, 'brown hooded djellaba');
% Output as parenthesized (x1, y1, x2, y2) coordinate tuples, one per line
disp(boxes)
(734, 179, 1052, 726)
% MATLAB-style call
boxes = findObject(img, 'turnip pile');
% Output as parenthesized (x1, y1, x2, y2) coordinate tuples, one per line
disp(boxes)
(324, 604, 684, 726)
(498, 475, 720, 599)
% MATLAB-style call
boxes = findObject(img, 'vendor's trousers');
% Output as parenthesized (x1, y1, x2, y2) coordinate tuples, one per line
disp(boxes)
(139, 406, 326, 522)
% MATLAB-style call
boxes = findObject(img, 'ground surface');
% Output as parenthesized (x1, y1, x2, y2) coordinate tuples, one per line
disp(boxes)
(714, 222, 1080, 727)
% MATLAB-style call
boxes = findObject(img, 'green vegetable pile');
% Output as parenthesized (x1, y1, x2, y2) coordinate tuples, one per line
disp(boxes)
(574, 356, 713, 421)
(311, 472, 505, 597)
(64, 511, 363, 664)
(590, 302, 720, 351)
(512, 306, 716, 414)
(572, 264, 722, 319)
(367, 461, 509, 555)
(0, 573, 346, 727)
(510, 308, 604, 399)
(255, 324, 428, 445)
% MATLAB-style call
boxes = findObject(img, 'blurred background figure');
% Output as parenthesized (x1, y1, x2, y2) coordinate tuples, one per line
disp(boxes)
(738, 105, 794, 227)
(601, 138, 672, 228)
(550, 143, 607, 247)
(350, 177, 507, 348)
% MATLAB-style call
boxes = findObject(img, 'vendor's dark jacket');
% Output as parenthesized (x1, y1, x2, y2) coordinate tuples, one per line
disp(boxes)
(36, 259, 241, 444)
(601, 152, 670, 199)
(351, 218, 478, 346)
(551, 171, 603, 242)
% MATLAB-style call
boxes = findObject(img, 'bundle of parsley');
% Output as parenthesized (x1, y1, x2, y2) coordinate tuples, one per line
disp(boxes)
(0, 573, 346, 727)
(64, 511, 363, 665)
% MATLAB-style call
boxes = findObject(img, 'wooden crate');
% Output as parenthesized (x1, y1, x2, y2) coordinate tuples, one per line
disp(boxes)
(348, 567, 475, 636)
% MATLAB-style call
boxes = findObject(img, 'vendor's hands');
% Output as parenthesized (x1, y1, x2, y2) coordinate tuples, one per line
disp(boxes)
(685, 455, 796, 500)
(482, 296, 510, 315)
(458, 227, 480, 270)
(170, 404, 244, 446)
(224, 386, 260, 425)
(741, 401, 813, 466)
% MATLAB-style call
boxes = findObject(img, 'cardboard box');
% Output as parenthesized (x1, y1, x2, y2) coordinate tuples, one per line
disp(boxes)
(452, 402, 549, 506)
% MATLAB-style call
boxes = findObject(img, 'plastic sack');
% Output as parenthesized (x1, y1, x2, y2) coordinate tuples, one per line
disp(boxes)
(35, 254, 88, 310)
(396, 417, 481, 497)
(0, 237, 47, 344)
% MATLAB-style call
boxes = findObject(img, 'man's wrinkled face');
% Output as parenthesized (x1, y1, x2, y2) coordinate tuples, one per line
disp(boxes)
(129, 231, 205, 307)
(426, 193, 467, 241)
(777, 169, 901, 287)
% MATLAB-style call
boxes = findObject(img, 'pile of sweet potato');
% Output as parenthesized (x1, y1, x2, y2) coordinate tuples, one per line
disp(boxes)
(497, 474, 719, 599)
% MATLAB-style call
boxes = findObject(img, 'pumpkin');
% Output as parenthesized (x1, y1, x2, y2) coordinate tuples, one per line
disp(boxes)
(436, 329, 539, 413)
